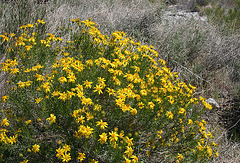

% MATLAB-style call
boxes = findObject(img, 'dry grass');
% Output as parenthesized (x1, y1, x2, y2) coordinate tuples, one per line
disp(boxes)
(0, 0, 240, 162)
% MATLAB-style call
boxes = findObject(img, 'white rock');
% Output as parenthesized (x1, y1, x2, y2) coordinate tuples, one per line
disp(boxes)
(206, 98, 220, 109)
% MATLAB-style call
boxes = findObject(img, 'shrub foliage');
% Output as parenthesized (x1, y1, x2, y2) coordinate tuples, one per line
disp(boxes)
(204, 0, 240, 32)
(0, 18, 218, 162)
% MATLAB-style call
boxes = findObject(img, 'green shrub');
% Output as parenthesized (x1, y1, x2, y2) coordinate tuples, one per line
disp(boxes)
(204, 0, 240, 33)
(0, 18, 218, 162)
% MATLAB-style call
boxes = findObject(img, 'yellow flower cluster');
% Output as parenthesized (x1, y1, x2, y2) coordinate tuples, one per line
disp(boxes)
(32, 144, 40, 153)
(0, 18, 218, 162)
(56, 144, 71, 162)
(0, 118, 18, 145)
(46, 114, 56, 124)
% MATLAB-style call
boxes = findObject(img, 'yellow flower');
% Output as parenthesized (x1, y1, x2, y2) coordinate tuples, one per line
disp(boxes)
(93, 85, 103, 94)
(168, 95, 174, 104)
(188, 119, 193, 125)
(94, 104, 102, 111)
(89, 159, 99, 163)
(25, 81, 32, 87)
(115, 98, 124, 107)
(97, 77, 106, 83)
(86, 59, 93, 66)
(131, 155, 138, 163)
(25, 120, 32, 125)
(1, 118, 9, 127)
(124, 157, 131, 163)
(177, 153, 183, 161)
(96, 120, 108, 130)
(17, 82, 25, 88)
(206, 145, 213, 157)
(1, 95, 9, 102)
(124, 146, 134, 157)
(32, 144, 40, 153)
(41, 82, 51, 93)
(67, 73, 76, 83)
(66, 91, 74, 99)
(0, 34, 9, 42)
(130, 108, 137, 115)
(81, 97, 93, 106)
(52, 91, 60, 97)
(10, 68, 19, 75)
(59, 92, 68, 101)
(211, 141, 218, 147)
(56, 147, 64, 158)
(98, 132, 108, 144)
(37, 19, 45, 24)
(35, 97, 43, 104)
(78, 153, 86, 162)
(7, 134, 17, 144)
(10, 59, 18, 66)
(58, 76, 67, 84)
(196, 142, 203, 151)
(84, 126, 94, 138)
(178, 108, 186, 115)
(140, 89, 147, 96)
(46, 114, 56, 124)
(214, 152, 219, 157)
(109, 131, 119, 142)
(63, 144, 71, 152)
(125, 136, 133, 146)
(35, 74, 44, 81)
(62, 153, 71, 162)
(165, 111, 173, 119)
(148, 101, 155, 109)
(76, 115, 85, 124)
(157, 130, 163, 138)
(27, 24, 34, 28)
(138, 102, 144, 109)
(83, 80, 93, 89)
(25, 45, 32, 51)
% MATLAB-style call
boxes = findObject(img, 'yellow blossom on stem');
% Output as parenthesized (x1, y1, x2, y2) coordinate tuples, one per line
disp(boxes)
(83, 80, 93, 89)
(62, 153, 71, 162)
(78, 153, 86, 162)
(20, 160, 29, 163)
(125, 146, 134, 157)
(17, 82, 25, 88)
(63, 144, 71, 152)
(1, 118, 9, 127)
(46, 114, 56, 124)
(109, 131, 119, 142)
(25, 120, 32, 125)
(32, 144, 40, 153)
(96, 120, 108, 130)
(178, 108, 186, 115)
(59, 92, 68, 101)
(56, 148, 64, 158)
(93, 84, 103, 94)
(58, 76, 67, 84)
(188, 119, 193, 125)
(125, 136, 133, 146)
(35, 97, 43, 104)
(98, 132, 108, 144)
(166, 111, 173, 119)
(130, 108, 137, 115)
(1, 95, 9, 102)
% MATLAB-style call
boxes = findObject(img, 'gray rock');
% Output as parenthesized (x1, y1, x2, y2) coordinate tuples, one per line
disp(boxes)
(206, 98, 220, 109)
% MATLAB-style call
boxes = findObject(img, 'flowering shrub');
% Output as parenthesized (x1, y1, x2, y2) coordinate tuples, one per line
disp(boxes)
(0, 18, 218, 162)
